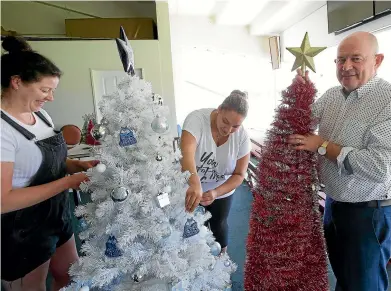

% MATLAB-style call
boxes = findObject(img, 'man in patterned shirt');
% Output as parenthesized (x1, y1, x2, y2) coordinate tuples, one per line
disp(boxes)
(288, 31, 391, 291)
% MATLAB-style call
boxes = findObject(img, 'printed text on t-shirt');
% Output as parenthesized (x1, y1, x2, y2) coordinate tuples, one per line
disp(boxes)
(197, 152, 225, 182)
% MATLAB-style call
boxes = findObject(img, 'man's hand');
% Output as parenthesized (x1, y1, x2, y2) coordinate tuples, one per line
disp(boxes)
(200, 189, 217, 206)
(287, 134, 325, 152)
(293, 69, 311, 84)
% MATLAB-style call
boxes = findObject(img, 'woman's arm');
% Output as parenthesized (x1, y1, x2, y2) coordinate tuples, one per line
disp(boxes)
(1, 162, 88, 214)
(201, 153, 250, 206)
(180, 130, 203, 212)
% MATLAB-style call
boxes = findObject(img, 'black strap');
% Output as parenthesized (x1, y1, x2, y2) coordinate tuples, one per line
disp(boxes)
(35, 111, 53, 128)
(0, 111, 54, 141)
(1, 111, 36, 140)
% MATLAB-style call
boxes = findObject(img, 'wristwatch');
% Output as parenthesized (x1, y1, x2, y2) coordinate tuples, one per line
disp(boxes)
(317, 141, 329, 156)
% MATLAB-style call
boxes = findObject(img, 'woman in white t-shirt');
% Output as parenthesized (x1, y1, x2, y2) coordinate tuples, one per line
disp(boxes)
(1, 36, 97, 290)
(181, 90, 251, 252)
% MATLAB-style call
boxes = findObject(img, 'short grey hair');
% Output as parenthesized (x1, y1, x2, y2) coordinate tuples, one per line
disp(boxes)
(219, 89, 249, 117)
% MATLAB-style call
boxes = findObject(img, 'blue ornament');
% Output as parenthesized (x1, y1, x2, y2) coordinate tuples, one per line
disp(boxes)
(90, 274, 122, 291)
(79, 217, 88, 232)
(183, 217, 200, 238)
(119, 127, 137, 147)
(194, 206, 206, 215)
(105, 235, 122, 258)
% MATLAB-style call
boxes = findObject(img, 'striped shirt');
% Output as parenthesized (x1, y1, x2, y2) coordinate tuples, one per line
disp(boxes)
(313, 77, 391, 202)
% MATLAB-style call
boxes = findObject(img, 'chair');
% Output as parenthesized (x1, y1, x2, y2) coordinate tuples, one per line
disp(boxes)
(60, 124, 82, 146)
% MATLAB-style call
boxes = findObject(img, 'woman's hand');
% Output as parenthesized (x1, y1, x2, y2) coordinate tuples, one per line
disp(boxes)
(185, 180, 203, 212)
(66, 173, 89, 189)
(66, 159, 100, 174)
(200, 189, 217, 206)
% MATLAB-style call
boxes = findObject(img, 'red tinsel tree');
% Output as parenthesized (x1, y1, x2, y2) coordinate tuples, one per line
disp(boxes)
(244, 78, 328, 290)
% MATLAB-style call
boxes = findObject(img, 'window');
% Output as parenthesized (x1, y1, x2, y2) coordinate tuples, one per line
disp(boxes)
(175, 46, 276, 131)
(376, 28, 391, 82)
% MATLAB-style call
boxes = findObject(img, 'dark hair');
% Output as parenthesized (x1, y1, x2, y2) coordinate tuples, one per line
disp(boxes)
(1, 36, 62, 89)
(219, 89, 249, 117)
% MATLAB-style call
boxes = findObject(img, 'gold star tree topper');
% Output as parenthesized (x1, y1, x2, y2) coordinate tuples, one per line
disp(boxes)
(286, 32, 327, 76)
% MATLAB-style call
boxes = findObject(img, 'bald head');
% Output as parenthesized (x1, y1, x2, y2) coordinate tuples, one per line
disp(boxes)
(335, 31, 383, 92)
(339, 31, 379, 55)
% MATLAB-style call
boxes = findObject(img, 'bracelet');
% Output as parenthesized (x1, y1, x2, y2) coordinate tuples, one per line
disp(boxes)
(184, 171, 197, 184)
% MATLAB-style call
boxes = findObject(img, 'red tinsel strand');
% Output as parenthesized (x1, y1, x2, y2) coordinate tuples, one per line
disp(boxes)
(245, 80, 328, 290)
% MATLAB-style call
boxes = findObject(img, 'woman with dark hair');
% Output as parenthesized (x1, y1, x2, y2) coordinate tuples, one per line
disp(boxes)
(181, 90, 251, 253)
(1, 36, 97, 290)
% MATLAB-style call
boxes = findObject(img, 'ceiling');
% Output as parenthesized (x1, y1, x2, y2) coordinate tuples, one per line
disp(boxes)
(168, 0, 326, 36)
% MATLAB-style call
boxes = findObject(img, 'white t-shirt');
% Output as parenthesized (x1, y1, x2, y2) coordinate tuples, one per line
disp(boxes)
(1, 109, 56, 188)
(182, 108, 251, 199)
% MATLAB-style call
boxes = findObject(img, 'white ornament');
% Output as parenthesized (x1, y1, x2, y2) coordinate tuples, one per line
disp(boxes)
(94, 163, 106, 173)
(79, 286, 90, 291)
(156, 191, 170, 208)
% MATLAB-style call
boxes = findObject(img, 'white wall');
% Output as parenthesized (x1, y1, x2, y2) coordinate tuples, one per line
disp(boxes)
(279, 4, 391, 96)
(156, 2, 178, 136)
(1, 1, 156, 36)
(169, 15, 275, 131)
(2, 2, 177, 136)
(29, 40, 166, 130)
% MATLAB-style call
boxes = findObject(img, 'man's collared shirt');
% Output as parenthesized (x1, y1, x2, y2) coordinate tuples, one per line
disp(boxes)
(313, 77, 391, 202)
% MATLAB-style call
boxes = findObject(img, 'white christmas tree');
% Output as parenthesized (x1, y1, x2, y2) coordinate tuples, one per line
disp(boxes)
(63, 28, 236, 291)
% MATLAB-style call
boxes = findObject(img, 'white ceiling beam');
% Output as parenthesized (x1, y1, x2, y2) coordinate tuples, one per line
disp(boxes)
(215, 0, 271, 26)
(250, 0, 300, 35)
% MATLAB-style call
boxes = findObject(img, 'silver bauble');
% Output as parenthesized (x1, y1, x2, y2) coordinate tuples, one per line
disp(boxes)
(224, 260, 231, 267)
(91, 124, 107, 141)
(210, 241, 222, 256)
(133, 274, 142, 283)
(162, 225, 172, 238)
(151, 115, 169, 134)
(156, 154, 163, 161)
(110, 186, 130, 202)
(100, 117, 109, 126)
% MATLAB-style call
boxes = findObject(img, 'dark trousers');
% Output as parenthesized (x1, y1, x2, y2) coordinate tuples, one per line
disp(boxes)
(324, 196, 391, 291)
(205, 194, 234, 249)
